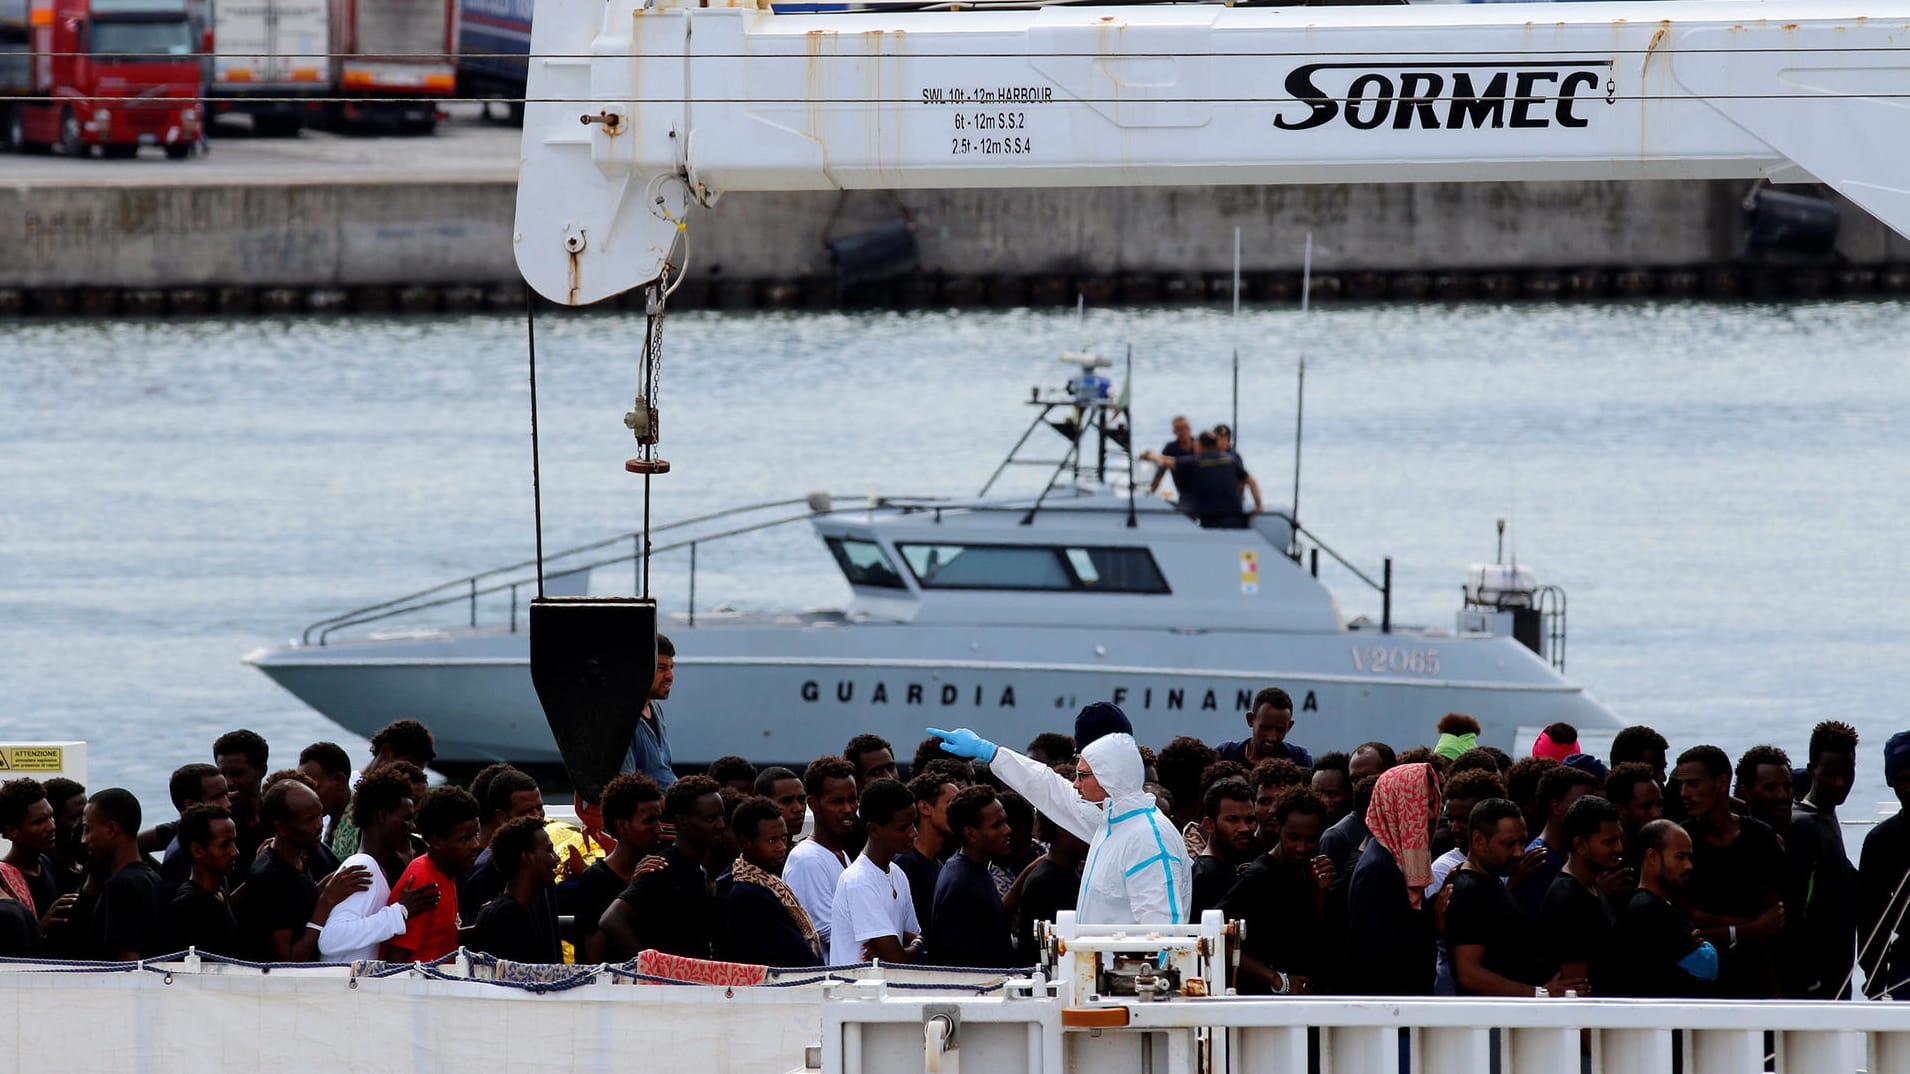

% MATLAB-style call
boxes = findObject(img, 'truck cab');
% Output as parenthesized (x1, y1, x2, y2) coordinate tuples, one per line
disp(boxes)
(2, 0, 202, 157)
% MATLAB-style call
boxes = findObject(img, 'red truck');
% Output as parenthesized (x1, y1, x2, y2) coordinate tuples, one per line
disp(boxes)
(1, 0, 202, 157)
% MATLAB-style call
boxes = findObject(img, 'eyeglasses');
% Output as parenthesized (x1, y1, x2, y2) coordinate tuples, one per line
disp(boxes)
(1073, 769, 1095, 783)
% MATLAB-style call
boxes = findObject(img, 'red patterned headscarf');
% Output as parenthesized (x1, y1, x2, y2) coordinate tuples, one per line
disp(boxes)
(1365, 762, 1442, 909)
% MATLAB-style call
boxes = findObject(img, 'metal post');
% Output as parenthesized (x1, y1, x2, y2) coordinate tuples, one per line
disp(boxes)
(1291, 356, 1305, 554)
(469, 578, 477, 628)
(1292, 233, 1311, 558)
(1301, 232, 1313, 313)
(1310, 548, 1319, 578)
(635, 534, 642, 594)
(1233, 228, 1242, 451)
(1232, 226, 1241, 319)
(1232, 349, 1239, 451)
(688, 542, 697, 627)
(1382, 557, 1393, 634)
(1095, 398, 1107, 485)
(1125, 343, 1137, 529)
(510, 585, 518, 633)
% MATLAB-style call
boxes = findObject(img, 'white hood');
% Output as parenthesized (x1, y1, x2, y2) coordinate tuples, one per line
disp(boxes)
(1081, 731, 1147, 804)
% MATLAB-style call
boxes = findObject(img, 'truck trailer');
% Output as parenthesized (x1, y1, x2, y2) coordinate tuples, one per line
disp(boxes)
(451, 0, 523, 122)
(324, 0, 451, 132)
(1, 0, 202, 156)
(195, 0, 328, 135)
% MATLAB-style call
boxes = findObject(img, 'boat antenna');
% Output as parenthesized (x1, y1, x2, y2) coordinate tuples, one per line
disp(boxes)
(526, 291, 547, 597)
(1509, 481, 1518, 570)
(1291, 233, 1311, 552)
(1231, 226, 1241, 447)
(1076, 291, 1085, 344)
(1125, 341, 1137, 529)
(1232, 227, 1242, 318)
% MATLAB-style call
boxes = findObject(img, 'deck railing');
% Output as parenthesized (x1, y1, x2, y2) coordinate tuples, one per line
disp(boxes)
(832, 990, 1910, 1074)
(301, 495, 877, 644)
(298, 498, 1396, 645)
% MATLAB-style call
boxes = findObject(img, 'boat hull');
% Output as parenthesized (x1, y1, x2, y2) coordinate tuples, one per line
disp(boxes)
(247, 621, 1621, 767)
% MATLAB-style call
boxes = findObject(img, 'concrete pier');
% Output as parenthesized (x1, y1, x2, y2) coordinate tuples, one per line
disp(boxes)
(3, 113, 1907, 313)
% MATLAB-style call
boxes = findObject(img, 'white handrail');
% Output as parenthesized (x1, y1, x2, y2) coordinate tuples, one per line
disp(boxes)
(843, 993, 1910, 1074)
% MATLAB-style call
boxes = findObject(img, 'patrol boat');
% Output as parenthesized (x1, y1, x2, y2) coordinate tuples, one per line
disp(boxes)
(244, 353, 1622, 770)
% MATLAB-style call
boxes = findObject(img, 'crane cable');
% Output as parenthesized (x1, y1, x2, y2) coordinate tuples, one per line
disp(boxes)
(526, 288, 547, 599)
(623, 214, 688, 599)
(1844, 858, 1910, 1000)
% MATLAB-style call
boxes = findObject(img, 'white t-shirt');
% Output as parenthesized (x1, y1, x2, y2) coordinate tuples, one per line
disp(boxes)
(1425, 847, 1467, 899)
(784, 837, 850, 945)
(827, 854, 919, 966)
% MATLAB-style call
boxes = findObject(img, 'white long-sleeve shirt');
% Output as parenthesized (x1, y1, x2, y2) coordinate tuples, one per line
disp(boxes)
(317, 852, 410, 961)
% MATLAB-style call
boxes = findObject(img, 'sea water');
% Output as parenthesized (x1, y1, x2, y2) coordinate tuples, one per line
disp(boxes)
(2, 301, 1906, 819)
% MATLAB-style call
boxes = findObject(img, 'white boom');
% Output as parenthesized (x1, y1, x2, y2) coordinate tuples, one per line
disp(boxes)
(512, 0, 1910, 305)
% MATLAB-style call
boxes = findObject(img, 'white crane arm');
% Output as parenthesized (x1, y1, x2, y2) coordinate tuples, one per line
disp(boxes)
(512, 0, 1910, 305)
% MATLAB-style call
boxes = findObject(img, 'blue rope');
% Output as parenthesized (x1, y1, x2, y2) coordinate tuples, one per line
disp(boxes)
(761, 973, 860, 988)
(899, 963, 1038, 975)
(0, 951, 196, 973)
(0, 955, 154, 970)
(884, 980, 1009, 994)
(0, 950, 1032, 994)
(190, 951, 360, 971)
(427, 952, 609, 994)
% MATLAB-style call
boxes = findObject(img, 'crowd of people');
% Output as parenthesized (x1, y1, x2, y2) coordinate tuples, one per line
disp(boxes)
(2, 670, 1907, 1003)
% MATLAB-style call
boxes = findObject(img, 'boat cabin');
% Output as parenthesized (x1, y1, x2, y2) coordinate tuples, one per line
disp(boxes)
(813, 489, 1343, 632)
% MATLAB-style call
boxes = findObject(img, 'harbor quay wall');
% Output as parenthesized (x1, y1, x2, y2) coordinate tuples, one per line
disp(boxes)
(3, 177, 1907, 316)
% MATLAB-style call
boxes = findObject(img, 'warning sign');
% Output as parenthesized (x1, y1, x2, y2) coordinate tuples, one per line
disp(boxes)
(0, 746, 64, 772)
(1240, 550, 1259, 595)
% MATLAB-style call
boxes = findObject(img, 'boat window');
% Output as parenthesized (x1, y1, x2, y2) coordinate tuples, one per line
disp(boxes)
(1065, 546, 1169, 593)
(825, 537, 906, 589)
(899, 543, 1168, 593)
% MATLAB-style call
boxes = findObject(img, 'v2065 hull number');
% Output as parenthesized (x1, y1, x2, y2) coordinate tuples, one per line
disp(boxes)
(1350, 645, 1440, 676)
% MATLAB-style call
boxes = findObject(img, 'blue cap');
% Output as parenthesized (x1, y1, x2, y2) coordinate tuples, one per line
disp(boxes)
(1884, 730, 1910, 783)
(1074, 701, 1132, 750)
(1563, 753, 1609, 782)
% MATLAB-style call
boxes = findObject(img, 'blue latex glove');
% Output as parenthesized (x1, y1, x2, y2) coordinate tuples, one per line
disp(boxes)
(1676, 940, 1720, 982)
(926, 727, 998, 762)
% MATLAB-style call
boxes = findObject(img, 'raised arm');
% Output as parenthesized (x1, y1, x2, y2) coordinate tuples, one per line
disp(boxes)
(929, 728, 1102, 844)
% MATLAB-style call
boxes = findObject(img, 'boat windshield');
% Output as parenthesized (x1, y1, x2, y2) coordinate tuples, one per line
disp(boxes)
(899, 543, 1169, 593)
(825, 537, 906, 589)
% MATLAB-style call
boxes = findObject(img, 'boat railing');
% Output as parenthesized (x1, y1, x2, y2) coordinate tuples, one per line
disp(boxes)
(1278, 513, 1393, 633)
(300, 495, 917, 645)
(300, 499, 1396, 645)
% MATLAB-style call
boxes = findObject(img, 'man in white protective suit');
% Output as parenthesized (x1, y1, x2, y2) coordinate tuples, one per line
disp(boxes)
(929, 703, 1191, 926)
